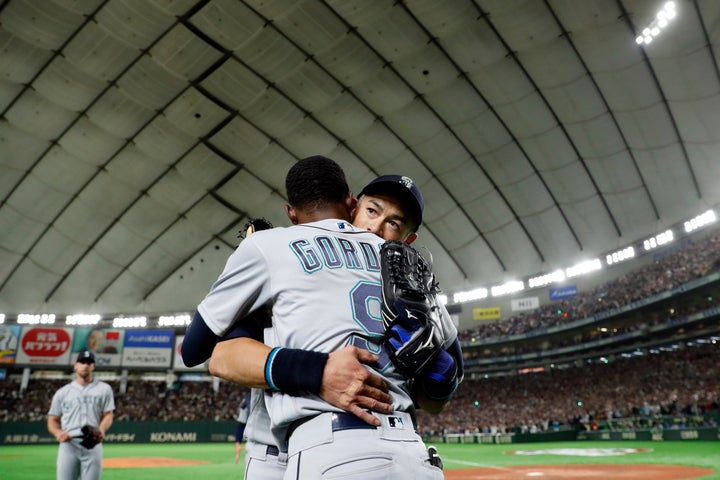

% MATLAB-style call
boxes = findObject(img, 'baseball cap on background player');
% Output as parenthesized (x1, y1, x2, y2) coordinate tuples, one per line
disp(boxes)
(358, 175, 424, 230)
(76, 348, 95, 364)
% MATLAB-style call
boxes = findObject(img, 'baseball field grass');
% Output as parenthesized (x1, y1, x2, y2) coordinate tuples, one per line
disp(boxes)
(2, 440, 719, 479)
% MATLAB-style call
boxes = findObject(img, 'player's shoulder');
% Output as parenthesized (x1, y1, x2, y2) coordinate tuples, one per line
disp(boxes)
(90, 379, 114, 391)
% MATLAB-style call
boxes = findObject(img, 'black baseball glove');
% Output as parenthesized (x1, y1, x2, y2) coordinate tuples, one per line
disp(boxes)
(78, 424, 103, 449)
(238, 217, 273, 239)
(380, 240, 443, 377)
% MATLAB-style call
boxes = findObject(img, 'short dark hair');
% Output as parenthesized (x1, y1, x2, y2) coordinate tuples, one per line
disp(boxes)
(285, 156, 350, 209)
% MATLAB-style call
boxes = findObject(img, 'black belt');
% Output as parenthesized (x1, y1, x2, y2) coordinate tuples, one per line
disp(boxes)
(288, 412, 378, 439)
(266, 445, 279, 456)
(330, 412, 378, 432)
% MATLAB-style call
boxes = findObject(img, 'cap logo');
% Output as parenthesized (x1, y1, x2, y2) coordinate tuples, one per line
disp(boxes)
(399, 176, 414, 189)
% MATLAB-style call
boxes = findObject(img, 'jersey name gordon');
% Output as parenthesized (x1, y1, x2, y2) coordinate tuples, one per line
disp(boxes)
(289, 235, 382, 273)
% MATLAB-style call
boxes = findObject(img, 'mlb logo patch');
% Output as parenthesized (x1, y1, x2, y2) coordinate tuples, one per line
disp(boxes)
(387, 416, 405, 429)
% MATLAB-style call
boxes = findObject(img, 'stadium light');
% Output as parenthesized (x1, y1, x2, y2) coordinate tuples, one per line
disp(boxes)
(453, 288, 488, 304)
(684, 209, 716, 233)
(643, 229, 674, 251)
(66, 314, 101, 325)
(113, 316, 147, 328)
(606, 246, 635, 266)
(491, 280, 524, 297)
(635, 1, 677, 45)
(158, 314, 192, 327)
(528, 270, 565, 288)
(565, 258, 602, 278)
(18, 313, 55, 324)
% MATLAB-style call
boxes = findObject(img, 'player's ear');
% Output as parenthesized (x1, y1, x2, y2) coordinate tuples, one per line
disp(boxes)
(285, 204, 299, 225)
(403, 232, 418, 245)
(345, 192, 357, 215)
(349, 197, 359, 222)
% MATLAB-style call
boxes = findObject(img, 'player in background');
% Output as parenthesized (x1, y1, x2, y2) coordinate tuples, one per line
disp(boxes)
(235, 393, 250, 464)
(47, 349, 115, 480)
(191, 156, 458, 478)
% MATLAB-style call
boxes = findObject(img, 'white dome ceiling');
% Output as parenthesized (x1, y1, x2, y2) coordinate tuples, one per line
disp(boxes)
(1, 0, 718, 315)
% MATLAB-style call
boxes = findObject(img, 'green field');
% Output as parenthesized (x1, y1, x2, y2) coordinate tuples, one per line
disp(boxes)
(2, 441, 719, 479)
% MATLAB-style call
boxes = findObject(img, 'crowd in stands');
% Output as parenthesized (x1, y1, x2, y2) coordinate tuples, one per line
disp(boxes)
(458, 228, 720, 343)
(2, 343, 717, 436)
(0, 377, 248, 423)
(416, 342, 719, 436)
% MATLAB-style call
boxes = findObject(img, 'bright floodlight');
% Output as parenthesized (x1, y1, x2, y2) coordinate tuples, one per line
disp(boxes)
(637, 0, 677, 46)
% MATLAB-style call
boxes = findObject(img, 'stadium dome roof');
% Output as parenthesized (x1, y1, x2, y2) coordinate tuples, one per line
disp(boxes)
(1, 0, 719, 315)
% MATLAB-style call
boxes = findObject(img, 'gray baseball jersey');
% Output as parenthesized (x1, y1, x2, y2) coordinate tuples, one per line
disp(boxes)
(48, 379, 114, 480)
(48, 380, 115, 437)
(198, 219, 457, 446)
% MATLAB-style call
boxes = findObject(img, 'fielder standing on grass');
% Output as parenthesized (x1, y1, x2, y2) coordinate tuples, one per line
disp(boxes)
(47, 348, 115, 480)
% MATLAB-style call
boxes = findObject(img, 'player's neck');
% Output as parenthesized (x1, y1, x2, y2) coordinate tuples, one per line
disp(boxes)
(296, 205, 351, 223)
(75, 374, 92, 386)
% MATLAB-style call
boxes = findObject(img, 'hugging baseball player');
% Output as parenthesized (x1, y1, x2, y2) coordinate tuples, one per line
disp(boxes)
(192, 156, 461, 479)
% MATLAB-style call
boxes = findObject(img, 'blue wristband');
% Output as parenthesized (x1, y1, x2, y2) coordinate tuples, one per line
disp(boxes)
(419, 349, 459, 401)
(264, 347, 329, 396)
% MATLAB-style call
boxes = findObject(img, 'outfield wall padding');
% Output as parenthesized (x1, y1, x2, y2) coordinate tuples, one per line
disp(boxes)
(3, 421, 718, 445)
(1, 420, 236, 445)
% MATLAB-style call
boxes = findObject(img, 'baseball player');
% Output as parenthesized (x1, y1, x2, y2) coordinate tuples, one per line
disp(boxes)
(195, 156, 457, 479)
(47, 349, 115, 480)
(235, 393, 250, 464)
(184, 168, 461, 479)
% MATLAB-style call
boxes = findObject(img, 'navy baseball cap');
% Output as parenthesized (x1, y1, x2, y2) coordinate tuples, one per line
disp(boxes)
(359, 175, 424, 228)
(76, 348, 95, 364)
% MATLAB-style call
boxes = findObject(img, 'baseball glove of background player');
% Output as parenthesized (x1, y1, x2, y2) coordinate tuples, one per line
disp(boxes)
(238, 217, 273, 239)
(78, 424, 103, 449)
(380, 240, 443, 377)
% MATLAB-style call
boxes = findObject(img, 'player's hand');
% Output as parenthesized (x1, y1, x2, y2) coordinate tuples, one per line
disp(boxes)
(56, 431, 72, 443)
(320, 346, 394, 426)
(234, 441, 242, 464)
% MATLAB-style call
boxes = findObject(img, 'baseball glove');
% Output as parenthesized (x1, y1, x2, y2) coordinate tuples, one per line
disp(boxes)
(79, 424, 103, 449)
(238, 217, 273, 239)
(380, 240, 443, 377)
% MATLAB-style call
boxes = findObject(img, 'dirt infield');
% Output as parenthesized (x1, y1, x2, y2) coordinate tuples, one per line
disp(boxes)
(104, 457, 209, 468)
(445, 464, 716, 479)
(104, 458, 714, 478)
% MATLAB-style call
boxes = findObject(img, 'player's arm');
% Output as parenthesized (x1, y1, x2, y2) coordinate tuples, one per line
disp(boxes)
(181, 311, 220, 367)
(98, 410, 113, 439)
(47, 415, 71, 443)
(209, 333, 395, 426)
